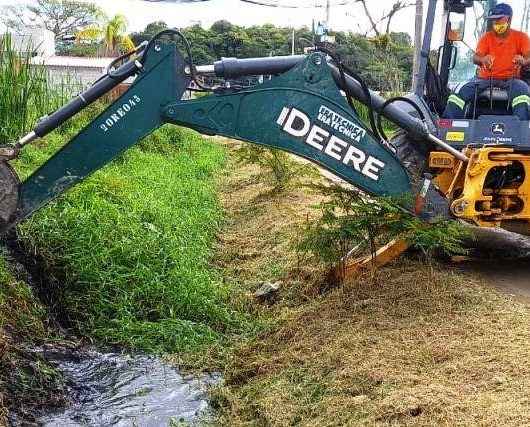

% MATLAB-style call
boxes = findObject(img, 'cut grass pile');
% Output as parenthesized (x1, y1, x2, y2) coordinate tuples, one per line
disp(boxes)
(211, 141, 530, 426)
(217, 263, 530, 426)
(13, 118, 245, 353)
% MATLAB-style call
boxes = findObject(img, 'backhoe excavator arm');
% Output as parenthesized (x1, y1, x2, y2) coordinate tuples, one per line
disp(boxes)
(0, 35, 452, 231)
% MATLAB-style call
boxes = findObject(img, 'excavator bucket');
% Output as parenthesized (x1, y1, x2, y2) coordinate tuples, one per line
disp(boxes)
(0, 160, 20, 227)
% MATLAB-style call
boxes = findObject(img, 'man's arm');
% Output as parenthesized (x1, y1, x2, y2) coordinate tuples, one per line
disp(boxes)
(474, 53, 494, 69)
(474, 35, 493, 69)
(514, 33, 530, 68)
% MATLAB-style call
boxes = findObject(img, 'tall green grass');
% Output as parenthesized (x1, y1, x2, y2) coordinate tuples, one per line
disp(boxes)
(0, 33, 73, 420)
(0, 33, 244, 354)
(0, 34, 58, 142)
(15, 117, 244, 353)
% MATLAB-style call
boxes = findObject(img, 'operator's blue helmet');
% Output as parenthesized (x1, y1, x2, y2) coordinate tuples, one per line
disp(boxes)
(487, 3, 513, 20)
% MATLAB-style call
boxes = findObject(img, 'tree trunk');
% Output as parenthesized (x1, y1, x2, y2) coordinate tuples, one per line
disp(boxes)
(412, 0, 423, 91)
(358, 0, 380, 36)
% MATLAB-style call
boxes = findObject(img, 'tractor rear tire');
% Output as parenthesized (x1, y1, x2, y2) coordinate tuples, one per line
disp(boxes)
(390, 130, 429, 189)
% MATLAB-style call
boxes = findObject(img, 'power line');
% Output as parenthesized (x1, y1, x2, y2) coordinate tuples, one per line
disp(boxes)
(239, 0, 352, 8)
(144, 0, 353, 8)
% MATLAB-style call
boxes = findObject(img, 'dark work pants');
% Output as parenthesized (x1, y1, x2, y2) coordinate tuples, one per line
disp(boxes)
(443, 78, 530, 121)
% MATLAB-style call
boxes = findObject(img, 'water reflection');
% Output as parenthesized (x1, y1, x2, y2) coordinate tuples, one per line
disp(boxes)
(34, 348, 219, 427)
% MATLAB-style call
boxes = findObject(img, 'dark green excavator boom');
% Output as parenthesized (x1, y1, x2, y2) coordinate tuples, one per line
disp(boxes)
(0, 33, 459, 231)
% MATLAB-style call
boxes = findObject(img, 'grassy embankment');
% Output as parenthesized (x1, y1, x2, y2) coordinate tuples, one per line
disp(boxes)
(0, 34, 73, 423)
(1, 102, 247, 422)
(209, 141, 530, 426)
(0, 255, 67, 425)
(13, 111, 248, 354)
(0, 32, 250, 419)
(1, 108, 248, 420)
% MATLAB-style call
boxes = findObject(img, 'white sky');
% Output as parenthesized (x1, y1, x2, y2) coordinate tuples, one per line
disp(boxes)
(1, 0, 428, 34)
(81, 0, 419, 33)
(0, 1, 527, 42)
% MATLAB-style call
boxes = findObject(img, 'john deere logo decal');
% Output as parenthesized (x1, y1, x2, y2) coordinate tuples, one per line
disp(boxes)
(491, 123, 506, 135)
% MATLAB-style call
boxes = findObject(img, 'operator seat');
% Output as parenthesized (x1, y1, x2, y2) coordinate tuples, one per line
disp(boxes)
(478, 87, 510, 103)
(464, 86, 512, 118)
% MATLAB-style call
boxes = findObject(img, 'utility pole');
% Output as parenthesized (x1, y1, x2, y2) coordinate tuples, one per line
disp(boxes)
(326, 0, 331, 27)
(412, 0, 423, 90)
(523, 0, 530, 32)
(291, 27, 295, 55)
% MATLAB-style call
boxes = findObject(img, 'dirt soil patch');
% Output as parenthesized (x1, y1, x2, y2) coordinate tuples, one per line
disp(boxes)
(459, 259, 530, 305)
(213, 139, 530, 426)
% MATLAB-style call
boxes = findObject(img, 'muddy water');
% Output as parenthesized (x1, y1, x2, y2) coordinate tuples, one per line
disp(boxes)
(28, 347, 219, 427)
(2, 237, 220, 426)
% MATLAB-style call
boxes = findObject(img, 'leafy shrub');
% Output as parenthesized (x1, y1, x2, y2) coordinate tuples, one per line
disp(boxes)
(297, 183, 468, 267)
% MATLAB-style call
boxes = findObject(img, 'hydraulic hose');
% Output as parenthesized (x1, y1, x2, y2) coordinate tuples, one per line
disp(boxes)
(317, 46, 382, 142)
(140, 28, 212, 92)
(376, 96, 427, 143)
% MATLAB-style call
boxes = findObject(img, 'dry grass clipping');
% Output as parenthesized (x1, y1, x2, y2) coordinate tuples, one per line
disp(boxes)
(213, 140, 530, 426)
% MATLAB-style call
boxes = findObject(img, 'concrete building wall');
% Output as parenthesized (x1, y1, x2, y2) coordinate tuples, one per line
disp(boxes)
(9, 28, 55, 57)
(45, 65, 105, 89)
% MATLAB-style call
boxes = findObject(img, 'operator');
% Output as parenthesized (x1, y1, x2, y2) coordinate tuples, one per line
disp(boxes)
(443, 3, 530, 121)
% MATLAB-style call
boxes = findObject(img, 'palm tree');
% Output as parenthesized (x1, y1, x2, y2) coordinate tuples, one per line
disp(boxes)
(76, 14, 134, 57)
(104, 14, 134, 56)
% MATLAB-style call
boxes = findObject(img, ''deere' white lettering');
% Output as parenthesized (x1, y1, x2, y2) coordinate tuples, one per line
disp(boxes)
(362, 157, 386, 181)
(324, 135, 348, 161)
(283, 108, 310, 137)
(278, 107, 386, 182)
(342, 145, 366, 172)
(305, 125, 329, 150)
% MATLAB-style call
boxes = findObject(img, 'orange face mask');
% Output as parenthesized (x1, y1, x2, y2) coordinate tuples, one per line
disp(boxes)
(493, 17, 510, 35)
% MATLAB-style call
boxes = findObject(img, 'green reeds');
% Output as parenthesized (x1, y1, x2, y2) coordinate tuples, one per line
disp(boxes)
(0, 33, 70, 144)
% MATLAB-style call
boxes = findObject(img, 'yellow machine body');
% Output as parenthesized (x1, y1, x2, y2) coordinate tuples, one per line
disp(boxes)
(431, 147, 530, 234)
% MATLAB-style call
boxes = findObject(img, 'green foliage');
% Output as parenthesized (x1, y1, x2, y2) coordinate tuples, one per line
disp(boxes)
(297, 184, 468, 266)
(130, 20, 168, 45)
(1, 0, 101, 40)
(131, 20, 413, 92)
(0, 34, 67, 144)
(406, 218, 471, 257)
(56, 42, 100, 57)
(331, 31, 413, 92)
(181, 25, 217, 65)
(15, 121, 246, 353)
(235, 144, 317, 192)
